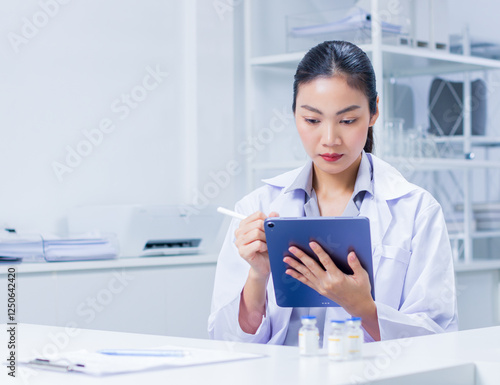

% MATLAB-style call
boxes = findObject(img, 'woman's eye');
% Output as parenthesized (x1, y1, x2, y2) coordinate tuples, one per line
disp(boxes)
(305, 118, 320, 124)
(341, 119, 356, 125)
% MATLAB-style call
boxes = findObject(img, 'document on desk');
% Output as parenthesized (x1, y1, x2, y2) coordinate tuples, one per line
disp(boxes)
(0, 231, 117, 262)
(20, 346, 264, 376)
(0, 232, 43, 262)
(42, 236, 117, 262)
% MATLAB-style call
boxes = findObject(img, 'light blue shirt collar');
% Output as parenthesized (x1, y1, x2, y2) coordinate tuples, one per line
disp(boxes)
(284, 151, 374, 206)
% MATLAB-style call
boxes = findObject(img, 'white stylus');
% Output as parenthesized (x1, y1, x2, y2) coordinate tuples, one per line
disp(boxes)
(217, 207, 247, 220)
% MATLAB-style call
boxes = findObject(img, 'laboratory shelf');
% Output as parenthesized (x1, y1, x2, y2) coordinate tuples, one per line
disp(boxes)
(250, 157, 500, 173)
(250, 51, 310, 68)
(379, 44, 500, 77)
(432, 136, 500, 147)
(250, 44, 500, 77)
(384, 157, 500, 171)
(449, 230, 500, 241)
(471, 230, 500, 239)
(453, 259, 500, 272)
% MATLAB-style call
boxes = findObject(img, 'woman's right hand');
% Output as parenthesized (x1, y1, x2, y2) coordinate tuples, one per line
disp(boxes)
(234, 211, 279, 280)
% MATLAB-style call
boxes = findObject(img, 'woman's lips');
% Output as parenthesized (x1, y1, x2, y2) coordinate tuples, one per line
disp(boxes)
(320, 153, 343, 162)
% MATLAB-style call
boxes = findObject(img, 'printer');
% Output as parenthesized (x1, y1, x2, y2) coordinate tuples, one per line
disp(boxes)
(67, 204, 223, 258)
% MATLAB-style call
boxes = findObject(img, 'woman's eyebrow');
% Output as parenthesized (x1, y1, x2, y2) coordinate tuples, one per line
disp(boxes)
(300, 104, 361, 116)
(300, 105, 323, 115)
(336, 105, 361, 115)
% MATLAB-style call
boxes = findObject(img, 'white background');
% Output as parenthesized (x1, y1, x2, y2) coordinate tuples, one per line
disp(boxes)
(0, 0, 236, 235)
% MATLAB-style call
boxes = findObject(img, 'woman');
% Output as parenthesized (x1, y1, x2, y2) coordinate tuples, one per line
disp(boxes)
(208, 41, 458, 345)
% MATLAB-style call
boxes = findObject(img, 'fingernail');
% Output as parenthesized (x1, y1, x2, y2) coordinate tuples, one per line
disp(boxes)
(309, 242, 317, 249)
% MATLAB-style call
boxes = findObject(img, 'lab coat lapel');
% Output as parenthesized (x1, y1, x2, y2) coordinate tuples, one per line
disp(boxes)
(262, 163, 307, 218)
(268, 189, 306, 218)
(360, 196, 392, 278)
(360, 196, 392, 248)
(362, 154, 415, 277)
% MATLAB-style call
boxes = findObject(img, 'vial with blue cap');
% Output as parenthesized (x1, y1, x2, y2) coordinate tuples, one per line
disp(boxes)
(328, 319, 345, 361)
(299, 315, 319, 356)
(345, 317, 363, 360)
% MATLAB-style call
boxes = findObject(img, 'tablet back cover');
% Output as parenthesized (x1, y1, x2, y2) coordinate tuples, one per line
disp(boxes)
(264, 217, 374, 308)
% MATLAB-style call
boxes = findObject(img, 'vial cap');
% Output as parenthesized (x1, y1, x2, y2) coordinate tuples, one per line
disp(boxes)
(346, 317, 362, 326)
(300, 315, 317, 325)
(330, 319, 345, 324)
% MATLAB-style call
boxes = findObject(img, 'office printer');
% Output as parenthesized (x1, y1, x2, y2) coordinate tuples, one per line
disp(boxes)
(68, 205, 223, 258)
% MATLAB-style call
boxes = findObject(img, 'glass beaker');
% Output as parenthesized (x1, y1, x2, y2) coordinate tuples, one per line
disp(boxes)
(384, 118, 405, 157)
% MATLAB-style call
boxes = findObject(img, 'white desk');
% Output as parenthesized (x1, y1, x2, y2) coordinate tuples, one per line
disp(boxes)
(0, 257, 499, 337)
(0, 255, 218, 339)
(1, 324, 500, 385)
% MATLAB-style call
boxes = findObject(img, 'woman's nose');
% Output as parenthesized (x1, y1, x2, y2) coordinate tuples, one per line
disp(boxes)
(323, 123, 341, 146)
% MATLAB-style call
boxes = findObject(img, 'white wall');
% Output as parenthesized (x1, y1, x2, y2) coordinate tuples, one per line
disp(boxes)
(0, 0, 236, 235)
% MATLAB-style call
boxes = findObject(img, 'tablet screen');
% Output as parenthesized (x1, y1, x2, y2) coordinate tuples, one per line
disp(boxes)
(264, 217, 374, 307)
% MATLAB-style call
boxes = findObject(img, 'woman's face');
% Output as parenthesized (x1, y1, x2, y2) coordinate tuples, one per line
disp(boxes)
(295, 75, 378, 177)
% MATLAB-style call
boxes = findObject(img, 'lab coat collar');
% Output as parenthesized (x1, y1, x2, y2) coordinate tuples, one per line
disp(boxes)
(262, 153, 419, 252)
(368, 154, 419, 201)
(262, 153, 418, 202)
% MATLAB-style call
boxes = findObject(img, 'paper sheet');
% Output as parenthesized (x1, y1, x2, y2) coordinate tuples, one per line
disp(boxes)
(20, 346, 264, 376)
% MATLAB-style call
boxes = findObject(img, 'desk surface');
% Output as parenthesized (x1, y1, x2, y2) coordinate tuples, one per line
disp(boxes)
(2, 324, 500, 385)
(0, 254, 218, 274)
(1, 255, 499, 275)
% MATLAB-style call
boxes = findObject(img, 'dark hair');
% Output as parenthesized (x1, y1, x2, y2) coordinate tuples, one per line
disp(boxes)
(292, 41, 377, 153)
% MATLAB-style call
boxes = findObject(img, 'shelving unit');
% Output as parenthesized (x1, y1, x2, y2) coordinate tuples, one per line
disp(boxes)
(243, 0, 500, 263)
(251, 44, 500, 74)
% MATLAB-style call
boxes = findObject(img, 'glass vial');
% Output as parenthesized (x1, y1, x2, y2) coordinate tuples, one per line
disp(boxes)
(299, 315, 319, 356)
(345, 317, 363, 360)
(328, 320, 345, 361)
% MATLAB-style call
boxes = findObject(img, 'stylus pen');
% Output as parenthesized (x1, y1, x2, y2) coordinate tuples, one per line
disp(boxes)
(217, 207, 247, 220)
(98, 349, 190, 357)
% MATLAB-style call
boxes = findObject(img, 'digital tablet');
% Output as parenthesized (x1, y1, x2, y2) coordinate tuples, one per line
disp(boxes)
(264, 217, 374, 308)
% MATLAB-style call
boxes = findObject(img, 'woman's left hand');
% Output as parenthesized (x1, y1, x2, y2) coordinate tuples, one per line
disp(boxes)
(284, 242, 374, 318)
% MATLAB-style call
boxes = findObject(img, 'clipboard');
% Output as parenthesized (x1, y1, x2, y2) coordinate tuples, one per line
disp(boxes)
(19, 347, 264, 376)
(264, 217, 374, 308)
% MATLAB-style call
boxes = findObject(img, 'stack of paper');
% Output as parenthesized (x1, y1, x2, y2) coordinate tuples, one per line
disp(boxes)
(0, 231, 117, 262)
(0, 232, 43, 262)
(290, 8, 403, 38)
(21, 346, 264, 376)
(43, 236, 117, 262)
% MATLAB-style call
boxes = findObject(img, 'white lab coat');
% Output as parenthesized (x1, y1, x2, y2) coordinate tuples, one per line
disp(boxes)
(208, 154, 458, 344)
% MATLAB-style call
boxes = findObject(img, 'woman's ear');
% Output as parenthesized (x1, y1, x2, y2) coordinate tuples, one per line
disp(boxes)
(369, 96, 380, 127)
